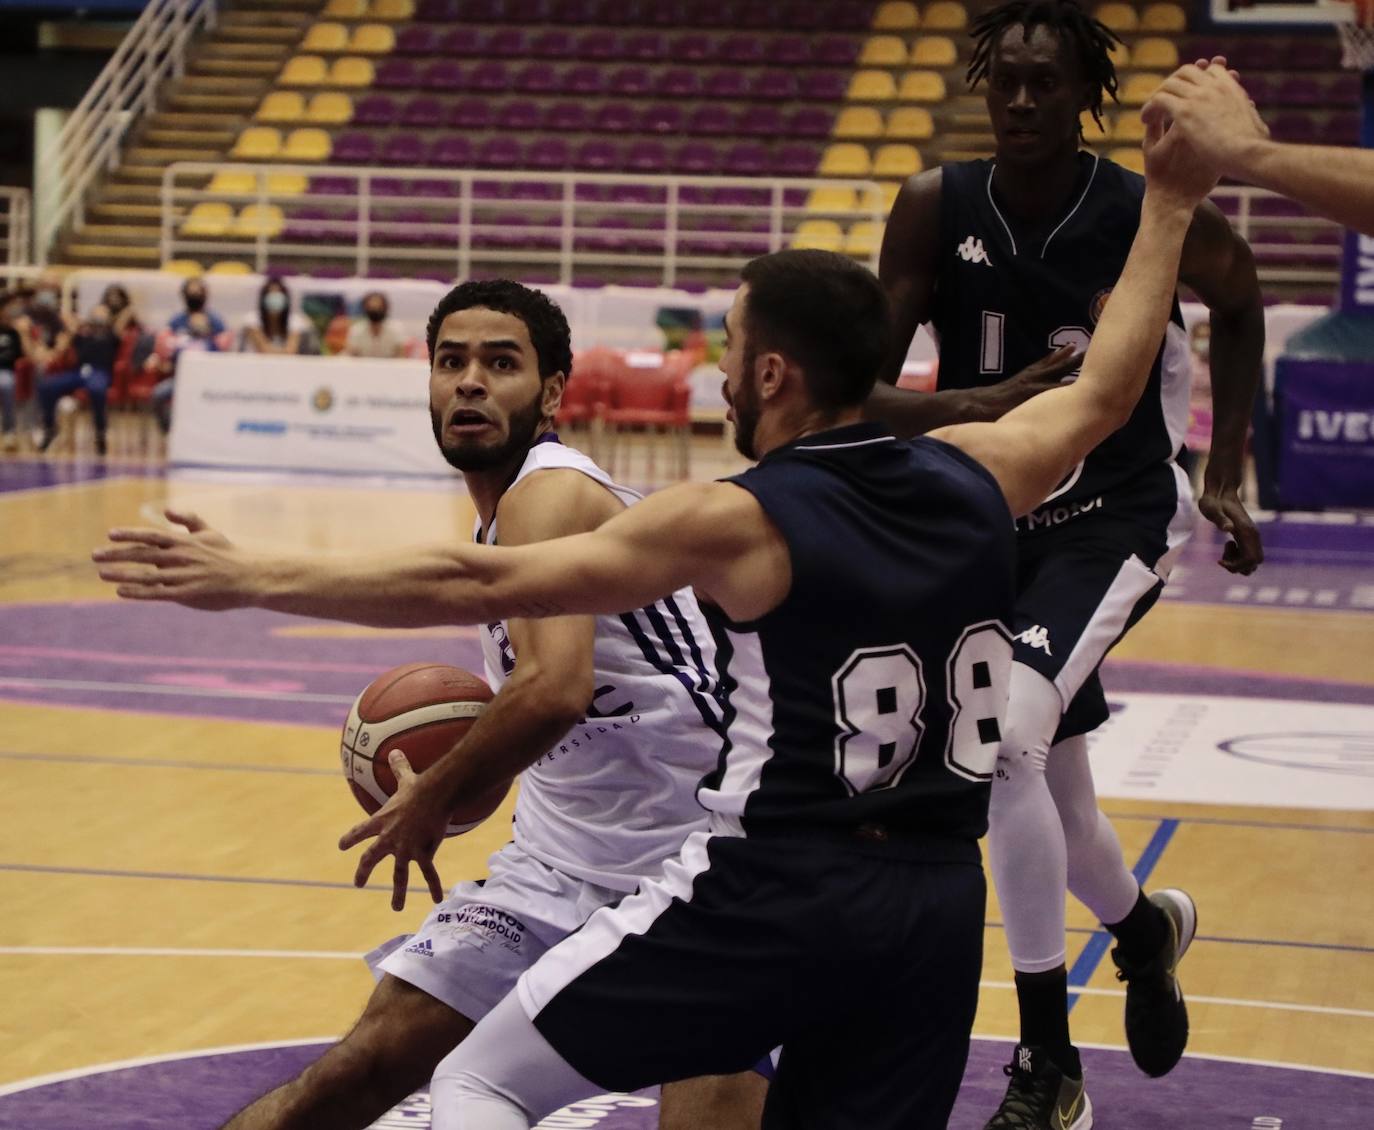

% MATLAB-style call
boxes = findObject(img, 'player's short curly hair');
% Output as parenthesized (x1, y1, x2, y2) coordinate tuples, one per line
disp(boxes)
(967, 0, 1122, 134)
(426, 279, 573, 381)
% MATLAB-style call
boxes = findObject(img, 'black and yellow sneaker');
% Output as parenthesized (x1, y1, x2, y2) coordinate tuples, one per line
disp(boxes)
(1112, 887, 1198, 1077)
(983, 1045, 1092, 1129)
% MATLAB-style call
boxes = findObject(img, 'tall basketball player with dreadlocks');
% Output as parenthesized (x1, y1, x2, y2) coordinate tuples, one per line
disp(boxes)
(873, 3, 1266, 1127)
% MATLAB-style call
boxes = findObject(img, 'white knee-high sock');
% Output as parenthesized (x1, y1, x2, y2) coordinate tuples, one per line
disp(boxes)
(987, 664, 1070, 973)
(1046, 734, 1140, 926)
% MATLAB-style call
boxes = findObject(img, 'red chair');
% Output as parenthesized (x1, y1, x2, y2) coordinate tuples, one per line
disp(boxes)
(557, 350, 612, 462)
(600, 349, 692, 482)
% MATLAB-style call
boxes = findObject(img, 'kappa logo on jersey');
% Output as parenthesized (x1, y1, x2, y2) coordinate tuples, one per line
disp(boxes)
(1015, 625, 1053, 656)
(402, 939, 434, 958)
(957, 235, 992, 267)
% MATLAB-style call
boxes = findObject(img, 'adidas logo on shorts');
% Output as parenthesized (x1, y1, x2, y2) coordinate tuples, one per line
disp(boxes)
(403, 939, 435, 958)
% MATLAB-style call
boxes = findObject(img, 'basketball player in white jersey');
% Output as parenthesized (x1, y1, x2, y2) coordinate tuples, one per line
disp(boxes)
(95, 280, 726, 1130)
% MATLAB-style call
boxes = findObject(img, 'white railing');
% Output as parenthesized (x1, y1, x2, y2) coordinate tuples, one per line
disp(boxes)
(0, 187, 32, 270)
(36, 0, 218, 263)
(159, 164, 888, 286)
(1210, 185, 1344, 286)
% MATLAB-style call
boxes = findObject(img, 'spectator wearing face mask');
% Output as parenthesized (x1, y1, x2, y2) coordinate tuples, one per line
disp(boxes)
(0, 292, 28, 452)
(37, 303, 119, 456)
(343, 291, 407, 358)
(21, 279, 73, 378)
(101, 283, 139, 337)
(147, 279, 233, 434)
(240, 278, 317, 355)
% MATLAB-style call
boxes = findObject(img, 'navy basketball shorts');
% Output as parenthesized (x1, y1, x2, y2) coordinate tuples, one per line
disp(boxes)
(516, 829, 986, 1130)
(1012, 472, 1194, 742)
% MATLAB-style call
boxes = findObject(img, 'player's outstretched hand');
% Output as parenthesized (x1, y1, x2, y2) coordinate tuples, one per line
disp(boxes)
(1142, 58, 1270, 182)
(1142, 95, 1223, 209)
(92, 508, 254, 610)
(992, 344, 1085, 413)
(339, 750, 450, 912)
(1197, 482, 1264, 575)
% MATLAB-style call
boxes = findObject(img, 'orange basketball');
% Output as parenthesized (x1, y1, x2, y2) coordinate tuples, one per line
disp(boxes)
(340, 662, 508, 836)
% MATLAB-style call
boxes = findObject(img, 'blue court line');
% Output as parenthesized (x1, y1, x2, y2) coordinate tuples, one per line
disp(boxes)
(0, 862, 372, 892)
(1109, 812, 1374, 836)
(1066, 818, 1179, 1011)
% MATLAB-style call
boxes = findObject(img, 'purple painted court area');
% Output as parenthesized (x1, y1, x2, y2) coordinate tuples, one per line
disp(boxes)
(1, 1040, 1368, 1129)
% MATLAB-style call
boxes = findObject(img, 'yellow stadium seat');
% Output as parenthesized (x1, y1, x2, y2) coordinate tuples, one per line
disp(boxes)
(791, 220, 845, 252)
(349, 23, 396, 53)
(873, 1, 919, 29)
(1080, 111, 1112, 141)
(256, 91, 306, 123)
(231, 126, 282, 160)
(281, 127, 332, 161)
(206, 170, 256, 194)
(878, 182, 902, 211)
(873, 143, 922, 179)
(1094, 2, 1138, 31)
(898, 70, 947, 102)
(1132, 36, 1179, 67)
(234, 204, 285, 238)
(281, 55, 328, 86)
(302, 22, 349, 52)
(807, 186, 859, 212)
(922, 1, 967, 30)
(268, 172, 310, 195)
(845, 220, 885, 257)
(322, 0, 367, 16)
(369, 0, 415, 17)
(180, 202, 234, 237)
(163, 259, 204, 277)
(1108, 40, 1130, 67)
(1140, 2, 1186, 29)
(208, 260, 254, 275)
(848, 69, 899, 100)
(819, 143, 873, 177)
(887, 106, 935, 140)
(1110, 145, 1145, 173)
(1113, 112, 1146, 142)
(909, 35, 957, 66)
(307, 91, 354, 124)
(834, 106, 886, 139)
(860, 35, 909, 66)
(1120, 72, 1165, 105)
(330, 56, 375, 86)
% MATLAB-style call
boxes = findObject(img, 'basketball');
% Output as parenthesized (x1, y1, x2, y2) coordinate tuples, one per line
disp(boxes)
(340, 662, 508, 837)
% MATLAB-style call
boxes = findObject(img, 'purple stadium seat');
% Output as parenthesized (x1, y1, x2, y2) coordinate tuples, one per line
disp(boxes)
(771, 35, 811, 67)
(626, 139, 670, 173)
(505, 0, 549, 20)
(687, 104, 735, 135)
(608, 183, 665, 204)
(429, 135, 474, 168)
(787, 2, 828, 30)
(396, 24, 438, 55)
(1277, 76, 1325, 106)
(375, 58, 420, 89)
(332, 132, 378, 163)
(592, 102, 636, 132)
(623, 33, 667, 61)
(723, 142, 769, 176)
(672, 31, 714, 62)
(530, 30, 573, 58)
(688, 0, 733, 25)
(509, 181, 560, 201)
(470, 178, 507, 199)
(561, 65, 605, 95)
(448, 97, 494, 130)
(673, 141, 719, 174)
(525, 136, 572, 171)
(370, 176, 407, 197)
(575, 30, 618, 60)
(283, 207, 330, 242)
(417, 0, 458, 15)
(412, 177, 460, 197)
(1291, 39, 1341, 70)
(476, 136, 523, 169)
(1231, 40, 1281, 71)
(655, 68, 700, 97)
(574, 139, 619, 170)
(382, 134, 426, 166)
(736, 2, 777, 28)
(1269, 113, 1321, 144)
(751, 71, 797, 100)
(420, 60, 464, 91)
(608, 66, 653, 97)
(310, 175, 355, 195)
(514, 63, 559, 94)
(496, 99, 541, 131)
(543, 101, 590, 131)
(402, 96, 444, 128)
(774, 143, 819, 177)
(737, 105, 784, 136)
(575, 182, 610, 202)
(830, 1, 871, 29)
(783, 106, 833, 138)
(484, 28, 527, 58)
(460, 0, 501, 20)
(812, 36, 859, 66)
(352, 94, 399, 126)
(1329, 111, 1361, 143)
(640, 103, 685, 133)
(720, 35, 764, 65)
(468, 61, 511, 93)
(701, 69, 749, 100)
(549, 0, 594, 21)
(579, 216, 633, 253)
(438, 26, 481, 55)
(798, 71, 847, 101)
(378, 208, 429, 247)
(599, 0, 647, 26)
(1331, 73, 1361, 103)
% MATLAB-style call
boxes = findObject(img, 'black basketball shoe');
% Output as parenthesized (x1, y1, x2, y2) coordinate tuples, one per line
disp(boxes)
(983, 1044, 1092, 1129)
(1111, 887, 1198, 1077)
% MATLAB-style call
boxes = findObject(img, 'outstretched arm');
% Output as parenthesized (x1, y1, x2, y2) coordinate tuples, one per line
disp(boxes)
(1144, 59, 1374, 237)
(931, 118, 1219, 516)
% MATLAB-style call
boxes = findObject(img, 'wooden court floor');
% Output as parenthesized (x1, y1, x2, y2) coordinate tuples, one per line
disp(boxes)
(2, 446, 1372, 1127)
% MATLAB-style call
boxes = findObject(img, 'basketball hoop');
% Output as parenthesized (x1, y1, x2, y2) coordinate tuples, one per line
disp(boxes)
(1337, 0, 1374, 71)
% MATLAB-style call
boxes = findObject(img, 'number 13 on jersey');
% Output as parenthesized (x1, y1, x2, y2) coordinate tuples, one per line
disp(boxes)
(830, 621, 1013, 795)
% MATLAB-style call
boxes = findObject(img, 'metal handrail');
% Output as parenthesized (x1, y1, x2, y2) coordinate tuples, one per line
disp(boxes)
(36, 0, 217, 263)
(0, 187, 32, 269)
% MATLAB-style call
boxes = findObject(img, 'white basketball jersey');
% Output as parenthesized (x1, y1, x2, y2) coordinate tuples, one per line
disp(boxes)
(477, 437, 721, 892)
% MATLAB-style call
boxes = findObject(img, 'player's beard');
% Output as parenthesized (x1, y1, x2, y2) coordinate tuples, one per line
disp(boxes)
(430, 389, 546, 472)
(731, 351, 762, 460)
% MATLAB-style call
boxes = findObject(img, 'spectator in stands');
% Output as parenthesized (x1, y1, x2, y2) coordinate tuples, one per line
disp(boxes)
(0, 292, 26, 452)
(147, 279, 233, 434)
(239, 278, 318, 355)
(37, 303, 118, 456)
(22, 278, 73, 380)
(102, 283, 139, 337)
(343, 291, 407, 358)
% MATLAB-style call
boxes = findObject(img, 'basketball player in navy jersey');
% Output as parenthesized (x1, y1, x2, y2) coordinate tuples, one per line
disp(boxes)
(873, 4, 1268, 1124)
(89, 117, 1220, 1129)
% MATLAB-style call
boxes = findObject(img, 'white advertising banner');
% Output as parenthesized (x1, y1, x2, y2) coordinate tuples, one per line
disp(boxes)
(168, 351, 453, 475)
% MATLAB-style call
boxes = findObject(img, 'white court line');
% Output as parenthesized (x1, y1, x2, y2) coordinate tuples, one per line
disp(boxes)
(0, 676, 353, 703)
(981, 979, 1374, 1021)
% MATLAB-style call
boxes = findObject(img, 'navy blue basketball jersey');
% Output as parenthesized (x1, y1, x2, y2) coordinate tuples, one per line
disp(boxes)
(930, 153, 1192, 534)
(697, 423, 1016, 850)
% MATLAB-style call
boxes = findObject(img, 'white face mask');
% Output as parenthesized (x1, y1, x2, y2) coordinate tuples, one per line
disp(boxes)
(264, 292, 288, 314)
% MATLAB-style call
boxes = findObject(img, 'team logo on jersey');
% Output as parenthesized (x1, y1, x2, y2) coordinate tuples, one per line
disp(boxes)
(1014, 625, 1053, 656)
(1089, 288, 1114, 325)
(957, 235, 992, 267)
